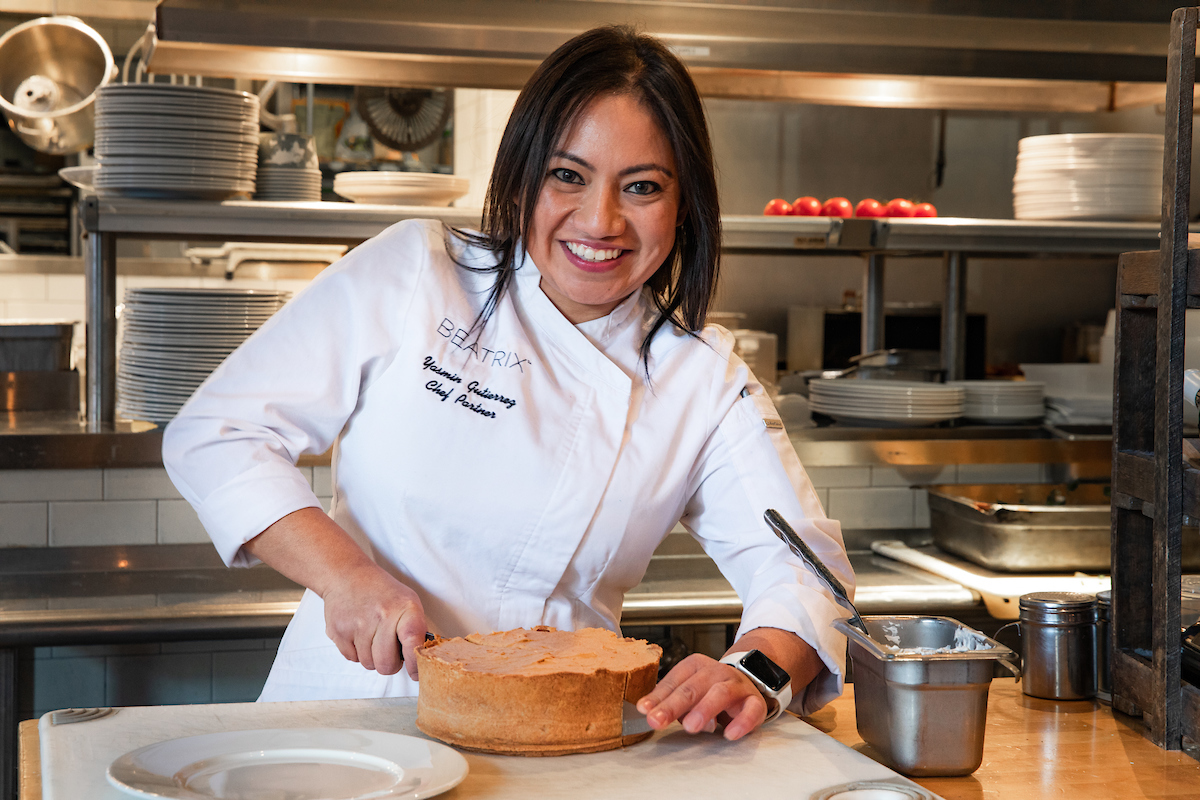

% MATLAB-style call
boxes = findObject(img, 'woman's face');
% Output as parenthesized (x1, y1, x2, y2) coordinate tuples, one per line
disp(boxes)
(526, 92, 681, 325)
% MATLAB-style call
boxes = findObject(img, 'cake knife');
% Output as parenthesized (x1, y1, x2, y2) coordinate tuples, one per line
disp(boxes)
(764, 509, 870, 635)
(622, 701, 653, 736)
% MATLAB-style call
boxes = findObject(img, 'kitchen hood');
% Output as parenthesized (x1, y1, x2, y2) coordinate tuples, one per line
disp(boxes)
(146, 0, 1179, 112)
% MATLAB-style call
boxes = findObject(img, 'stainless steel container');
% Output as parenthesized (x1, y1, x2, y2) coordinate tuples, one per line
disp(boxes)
(1095, 589, 1111, 700)
(0, 322, 75, 371)
(0, 16, 115, 154)
(928, 483, 1200, 572)
(1019, 592, 1097, 700)
(834, 615, 1019, 777)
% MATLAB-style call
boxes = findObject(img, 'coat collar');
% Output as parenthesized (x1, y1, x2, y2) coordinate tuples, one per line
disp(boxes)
(510, 247, 639, 395)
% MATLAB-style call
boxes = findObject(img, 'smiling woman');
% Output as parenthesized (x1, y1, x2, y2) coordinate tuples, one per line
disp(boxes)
(454, 24, 721, 362)
(527, 93, 681, 323)
(162, 24, 852, 748)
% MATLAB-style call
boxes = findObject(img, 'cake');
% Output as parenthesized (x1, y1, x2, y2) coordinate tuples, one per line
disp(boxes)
(415, 626, 662, 756)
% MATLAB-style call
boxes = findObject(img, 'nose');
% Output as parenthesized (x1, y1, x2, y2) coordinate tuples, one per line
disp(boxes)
(576, 185, 625, 239)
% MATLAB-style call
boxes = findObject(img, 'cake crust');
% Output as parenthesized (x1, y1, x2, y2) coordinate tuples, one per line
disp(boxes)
(416, 626, 661, 756)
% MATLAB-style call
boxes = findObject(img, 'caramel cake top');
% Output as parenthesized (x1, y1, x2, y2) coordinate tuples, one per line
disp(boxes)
(422, 627, 660, 677)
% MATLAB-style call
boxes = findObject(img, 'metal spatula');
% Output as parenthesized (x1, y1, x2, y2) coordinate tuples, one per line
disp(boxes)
(764, 509, 869, 635)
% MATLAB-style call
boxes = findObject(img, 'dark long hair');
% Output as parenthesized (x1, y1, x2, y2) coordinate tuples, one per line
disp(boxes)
(451, 25, 721, 367)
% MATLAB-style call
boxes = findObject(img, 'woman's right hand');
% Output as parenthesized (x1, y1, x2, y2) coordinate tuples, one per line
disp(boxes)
(242, 507, 429, 681)
(320, 562, 428, 679)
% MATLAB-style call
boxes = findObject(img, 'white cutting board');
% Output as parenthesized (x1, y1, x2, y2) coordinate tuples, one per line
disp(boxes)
(40, 697, 939, 800)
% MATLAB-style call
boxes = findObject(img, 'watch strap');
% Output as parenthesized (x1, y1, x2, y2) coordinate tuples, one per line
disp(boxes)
(720, 651, 793, 722)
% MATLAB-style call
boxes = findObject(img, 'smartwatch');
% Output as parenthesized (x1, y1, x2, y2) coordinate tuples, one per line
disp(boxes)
(719, 650, 793, 722)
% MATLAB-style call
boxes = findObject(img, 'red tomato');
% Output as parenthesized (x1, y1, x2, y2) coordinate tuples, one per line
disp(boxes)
(763, 198, 792, 216)
(790, 196, 822, 216)
(820, 197, 854, 218)
(913, 202, 938, 218)
(854, 198, 885, 218)
(885, 198, 916, 217)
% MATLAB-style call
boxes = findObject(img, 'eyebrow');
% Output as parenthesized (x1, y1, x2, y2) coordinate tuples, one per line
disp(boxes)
(552, 150, 674, 179)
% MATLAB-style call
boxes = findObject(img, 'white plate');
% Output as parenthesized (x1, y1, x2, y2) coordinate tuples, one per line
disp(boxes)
(106, 728, 468, 800)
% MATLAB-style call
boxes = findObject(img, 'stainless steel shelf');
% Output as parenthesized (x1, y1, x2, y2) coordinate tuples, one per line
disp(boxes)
(79, 198, 1162, 426)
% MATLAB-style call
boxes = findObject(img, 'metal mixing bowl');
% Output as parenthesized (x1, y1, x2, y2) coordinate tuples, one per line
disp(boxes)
(0, 16, 115, 154)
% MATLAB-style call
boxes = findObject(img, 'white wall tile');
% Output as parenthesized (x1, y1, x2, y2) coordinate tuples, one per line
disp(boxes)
(0, 274, 47, 301)
(312, 466, 332, 496)
(274, 279, 315, 298)
(107, 652, 213, 706)
(0, 469, 102, 501)
(827, 487, 916, 529)
(50, 500, 157, 546)
(803, 466, 871, 488)
(4, 301, 85, 322)
(105, 467, 182, 500)
(157, 499, 211, 544)
(871, 464, 956, 487)
(956, 463, 1046, 484)
(0, 502, 48, 547)
(46, 274, 84, 302)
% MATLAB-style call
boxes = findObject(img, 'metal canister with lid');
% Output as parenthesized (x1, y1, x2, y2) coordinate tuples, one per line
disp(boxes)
(1019, 591, 1098, 700)
(1094, 589, 1111, 701)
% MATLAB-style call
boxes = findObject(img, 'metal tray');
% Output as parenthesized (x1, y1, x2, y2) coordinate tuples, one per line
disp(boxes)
(928, 483, 1200, 572)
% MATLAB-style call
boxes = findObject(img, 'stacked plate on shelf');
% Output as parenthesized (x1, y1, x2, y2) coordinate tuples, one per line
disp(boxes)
(333, 171, 469, 206)
(1012, 133, 1163, 221)
(116, 288, 290, 423)
(93, 83, 260, 201)
(807, 379, 964, 427)
(948, 380, 1045, 423)
(255, 132, 322, 201)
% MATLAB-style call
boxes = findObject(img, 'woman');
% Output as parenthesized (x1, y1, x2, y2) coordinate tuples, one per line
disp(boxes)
(163, 25, 853, 742)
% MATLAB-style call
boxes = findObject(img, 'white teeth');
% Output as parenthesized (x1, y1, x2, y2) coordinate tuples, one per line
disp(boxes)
(566, 242, 621, 262)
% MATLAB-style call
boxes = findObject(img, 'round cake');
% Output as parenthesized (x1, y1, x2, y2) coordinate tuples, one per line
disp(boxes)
(415, 626, 662, 756)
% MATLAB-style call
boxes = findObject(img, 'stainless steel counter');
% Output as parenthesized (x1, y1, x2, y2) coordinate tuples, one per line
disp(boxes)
(0, 543, 977, 645)
(0, 409, 1111, 471)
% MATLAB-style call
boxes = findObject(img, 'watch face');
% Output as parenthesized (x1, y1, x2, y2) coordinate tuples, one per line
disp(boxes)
(742, 650, 790, 692)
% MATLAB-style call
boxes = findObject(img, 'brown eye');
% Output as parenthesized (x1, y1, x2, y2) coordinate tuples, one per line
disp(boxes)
(551, 168, 583, 184)
(627, 181, 660, 196)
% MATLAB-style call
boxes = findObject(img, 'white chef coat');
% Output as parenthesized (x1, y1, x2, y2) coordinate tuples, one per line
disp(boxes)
(162, 219, 854, 713)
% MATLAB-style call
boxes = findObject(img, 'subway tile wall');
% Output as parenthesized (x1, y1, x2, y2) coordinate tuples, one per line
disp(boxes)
(0, 467, 331, 548)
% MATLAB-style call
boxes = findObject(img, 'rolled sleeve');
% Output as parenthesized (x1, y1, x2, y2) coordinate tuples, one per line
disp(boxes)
(681, 355, 854, 714)
(162, 219, 434, 566)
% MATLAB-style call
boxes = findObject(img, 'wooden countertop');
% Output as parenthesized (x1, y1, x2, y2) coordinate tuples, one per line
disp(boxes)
(18, 680, 1200, 800)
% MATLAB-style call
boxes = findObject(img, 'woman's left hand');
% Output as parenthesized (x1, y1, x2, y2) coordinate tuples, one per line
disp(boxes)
(635, 653, 768, 740)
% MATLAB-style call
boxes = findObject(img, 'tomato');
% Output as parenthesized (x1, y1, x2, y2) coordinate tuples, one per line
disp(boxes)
(790, 196, 822, 216)
(884, 198, 916, 217)
(913, 202, 938, 218)
(820, 197, 854, 217)
(854, 198, 885, 218)
(763, 198, 792, 216)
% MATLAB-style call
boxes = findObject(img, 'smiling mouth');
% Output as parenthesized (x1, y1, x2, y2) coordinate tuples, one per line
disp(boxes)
(564, 241, 624, 263)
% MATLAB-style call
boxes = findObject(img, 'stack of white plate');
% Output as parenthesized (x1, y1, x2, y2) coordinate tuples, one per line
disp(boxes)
(116, 288, 289, 423)
(808, 379, 964, 427)
(256, 132, 322, 201)
(256, 166, 321, 200)
(948, 380, 1045, 423)
(1012, 133, 1163, 221)
(94, 84, 260, 201)
(333, 171, 469, 206)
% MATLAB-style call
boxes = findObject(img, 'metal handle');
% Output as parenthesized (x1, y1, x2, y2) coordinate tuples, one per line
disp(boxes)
(764, 509, 869, 635)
